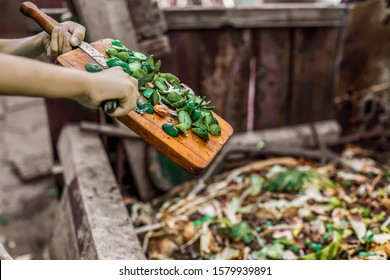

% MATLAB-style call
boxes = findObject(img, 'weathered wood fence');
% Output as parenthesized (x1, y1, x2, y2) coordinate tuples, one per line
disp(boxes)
(160, 4, 348, 132)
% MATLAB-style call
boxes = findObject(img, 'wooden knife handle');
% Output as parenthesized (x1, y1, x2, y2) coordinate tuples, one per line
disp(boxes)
(20, 2, 59, 35)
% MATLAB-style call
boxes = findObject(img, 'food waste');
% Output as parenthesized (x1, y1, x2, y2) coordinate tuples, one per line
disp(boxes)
(85, 39, 221, 142)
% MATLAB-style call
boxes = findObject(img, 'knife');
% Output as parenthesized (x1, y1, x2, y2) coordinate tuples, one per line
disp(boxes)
(20, 1, 118, 113)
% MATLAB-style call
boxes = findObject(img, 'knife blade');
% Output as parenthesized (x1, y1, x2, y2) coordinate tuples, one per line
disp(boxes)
(20, 1, 118, 113)
(78, 42, 108, 69)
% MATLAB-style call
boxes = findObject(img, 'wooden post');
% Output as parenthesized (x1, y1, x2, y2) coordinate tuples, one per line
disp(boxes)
(126, 0, 171, 55)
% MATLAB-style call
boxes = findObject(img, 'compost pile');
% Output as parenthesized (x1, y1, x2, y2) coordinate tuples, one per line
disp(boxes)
(127, 146, 390, 260)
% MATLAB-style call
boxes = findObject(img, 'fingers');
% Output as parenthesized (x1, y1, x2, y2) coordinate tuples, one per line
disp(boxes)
(129, 76, 139, 89)
(49, 23, 70, 60)
(40, 33, 51, 57)
(110, 90, 139, 117)
(58, 24, 67, 55)
(83, 66, 139, 117)
(65, 21, 86, 47)
(46, 21, 86, 60)
(59, 23, 73, 54)
(109, 106, 130, 118)
(50, 26, 59, 59)
(108, 74, 139, 117)
(63, 32, 72, 54)
(107, 66, 125, 74)
(109, 93, 137, 117)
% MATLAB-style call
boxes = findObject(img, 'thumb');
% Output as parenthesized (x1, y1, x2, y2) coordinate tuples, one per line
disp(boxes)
(108, 106, 131, 117)
(65, 21, 86, 46)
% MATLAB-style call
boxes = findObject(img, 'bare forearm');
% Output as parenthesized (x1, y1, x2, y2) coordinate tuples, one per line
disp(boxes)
(0, 32, 45, 58)
(0, 52, 139, 116)
(0, 53, 88, 99)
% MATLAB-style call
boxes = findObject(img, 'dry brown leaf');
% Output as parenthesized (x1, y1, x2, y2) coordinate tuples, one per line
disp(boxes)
(348, 211, 367, 242)
(380, 198, 390, 210)
(343, 145, 373, 157)
(148, 238, 177, 257)
(371, 243, 390, 257)
(281, 207, 300, 219)
(154, 105, 169, 118)
(183, 221, 198, 242)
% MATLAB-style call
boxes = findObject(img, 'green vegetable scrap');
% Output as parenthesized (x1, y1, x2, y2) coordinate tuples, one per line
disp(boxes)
(84, 39, 222, 142)
(301, 233, 342, 260)
(47, 187, 59, 198)
(265, 168, 335, 193)
(85, 63, 103, 73)
(162, 123, 179, 137)
(136, 99, 154, 114)
(0, 216, 8, 225)
(251, 243, 284, 260)
(219, 221, 254, 244)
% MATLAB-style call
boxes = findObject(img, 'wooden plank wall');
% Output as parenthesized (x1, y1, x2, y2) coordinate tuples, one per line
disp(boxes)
(162, 29, 251, 131)
(290, 27, 341, 125)
(254, 29, 290, 129)
(161, 26, 343, 132)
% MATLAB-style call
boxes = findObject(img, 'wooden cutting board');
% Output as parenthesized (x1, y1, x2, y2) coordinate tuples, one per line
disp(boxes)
(21, 2, 234, 175)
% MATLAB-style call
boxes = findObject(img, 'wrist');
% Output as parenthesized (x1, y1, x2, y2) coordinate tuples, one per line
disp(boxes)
(77, 71, 94, 98)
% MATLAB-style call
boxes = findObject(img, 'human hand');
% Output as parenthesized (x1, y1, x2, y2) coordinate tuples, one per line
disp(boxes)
(75, 67, 140, 117)
(40, 21, 86, 60)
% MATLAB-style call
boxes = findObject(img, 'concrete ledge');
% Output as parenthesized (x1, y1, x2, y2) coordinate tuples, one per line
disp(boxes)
(50, 125, 145, 259)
